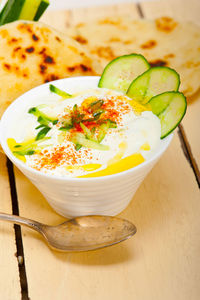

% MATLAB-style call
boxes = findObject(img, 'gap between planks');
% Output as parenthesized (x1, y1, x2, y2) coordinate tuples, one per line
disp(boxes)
(6, 159, 29, 300)
(136, 2, 200, 188)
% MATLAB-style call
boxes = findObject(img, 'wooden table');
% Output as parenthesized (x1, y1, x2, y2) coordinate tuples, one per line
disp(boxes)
(0, 0, 200, 299)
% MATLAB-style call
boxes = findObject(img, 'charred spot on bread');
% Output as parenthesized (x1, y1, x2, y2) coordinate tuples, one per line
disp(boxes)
(25, 47, 35, 53)
(39, 47, 46, 55)
(44, 55, 55, 64)
(3, 63, 11, 71)
(10, 38, 18, 43)
(164, 53, 175, 59)
(44, 74, 59, 83)
(13, 46, 22, 52)
(39, 64, 47, 74)
(17, 23, 33, 34)
(74, 35, 88, 44)
(21, 54, 26, 60)
(80, 64, 92, 72)
(155, 17, 177, 33)
(149, 59, 167, 67)
(67, 63, 93, 73)
(67, 66, 75, 72)
(141, 40, 157, 49)
(91, 46, 115, 60)
(32, 34, 39, 41)
(55, 36, 61, 42)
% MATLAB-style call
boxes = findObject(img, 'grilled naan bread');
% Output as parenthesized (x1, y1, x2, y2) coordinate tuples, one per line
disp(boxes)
(68, 16, 200, 97)
(0, 20, 101, 118)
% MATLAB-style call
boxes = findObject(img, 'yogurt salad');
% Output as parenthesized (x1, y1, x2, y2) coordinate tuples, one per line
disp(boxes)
(7, 53, 187, 178)
(7, 86, 161, 178)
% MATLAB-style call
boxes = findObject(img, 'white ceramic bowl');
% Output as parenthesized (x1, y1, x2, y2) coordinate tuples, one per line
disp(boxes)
(0, 76, 173, 218)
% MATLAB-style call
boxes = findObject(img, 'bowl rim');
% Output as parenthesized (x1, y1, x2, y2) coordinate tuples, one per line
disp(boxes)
(0, 76, 173, 182)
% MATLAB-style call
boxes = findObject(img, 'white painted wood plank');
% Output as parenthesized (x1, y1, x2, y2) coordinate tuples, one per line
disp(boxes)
(0, 154, 21, 300)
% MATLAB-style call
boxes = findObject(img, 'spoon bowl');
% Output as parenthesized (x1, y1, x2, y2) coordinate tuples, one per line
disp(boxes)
(0, 212, 136, 251)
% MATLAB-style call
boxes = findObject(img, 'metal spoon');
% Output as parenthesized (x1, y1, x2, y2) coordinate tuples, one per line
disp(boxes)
(0, 212, 136, 252)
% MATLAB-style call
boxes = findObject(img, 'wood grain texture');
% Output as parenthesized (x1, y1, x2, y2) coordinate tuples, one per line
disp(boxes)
(140, 0, 200, 173)
(12, 2, 200, 300)
(0, 154, 21, 300)
(15, 133, 200, 300)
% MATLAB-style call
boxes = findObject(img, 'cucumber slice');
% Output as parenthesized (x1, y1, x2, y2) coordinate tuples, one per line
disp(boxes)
(19, 0, 42, 20)
(0, 0, 48, 25)
(0, 1, 9, 21)
(98, 54, 150, 93)
(0, 0, 25, 25)
(127, 66, 180, 104)
(34, 0, 49, 21)
(148, 92, 187, 139)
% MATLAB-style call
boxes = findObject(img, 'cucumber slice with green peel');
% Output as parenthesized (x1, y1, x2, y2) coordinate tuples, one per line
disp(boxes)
(148, 92, 187, 139)
(19, 0, 42, 20)
(34, 0, 49, 21)
(149, 91, 175, 116)
(0, 1, 9, 21)
(0, 0, 48, 25)
(0, 0, 25, 25)
(98, 54, 150, 93)
(127, 66, 180, 104)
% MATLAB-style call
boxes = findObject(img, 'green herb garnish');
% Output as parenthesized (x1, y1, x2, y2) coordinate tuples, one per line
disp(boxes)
(29, 106, 58, 139)
(75, 144, 82, 151)
(49, 84, 72, 98)
(36, 126, 51, 141)
(90, 99, 104, 112)
(29, 107, 57, 125)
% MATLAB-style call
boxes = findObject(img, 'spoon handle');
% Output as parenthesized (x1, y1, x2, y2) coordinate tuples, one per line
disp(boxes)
(0, 212, 42, 233)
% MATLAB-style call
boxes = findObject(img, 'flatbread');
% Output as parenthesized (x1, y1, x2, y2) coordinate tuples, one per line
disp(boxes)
(0, 20, 101, 118)
(68, 16, 200, 97)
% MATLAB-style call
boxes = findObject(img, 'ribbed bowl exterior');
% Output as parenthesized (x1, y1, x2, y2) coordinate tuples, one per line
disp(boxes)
(17, 156, 159, 218)
(0, 76, 173, 218)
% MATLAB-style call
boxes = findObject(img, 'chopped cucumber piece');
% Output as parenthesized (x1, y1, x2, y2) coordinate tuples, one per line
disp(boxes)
(148, 91, 187, 138)
(127, 66, 180, 103)
(80, 122, 92, 140)
(98, 54, 150, 93)
(97, 122, 110, 142)
(34, 0, 49, 21)
(28, 106, 58, 125)
(19, 0, 41, 20)
(71, 133, 110, 151)
(49, 84, 72, 98)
